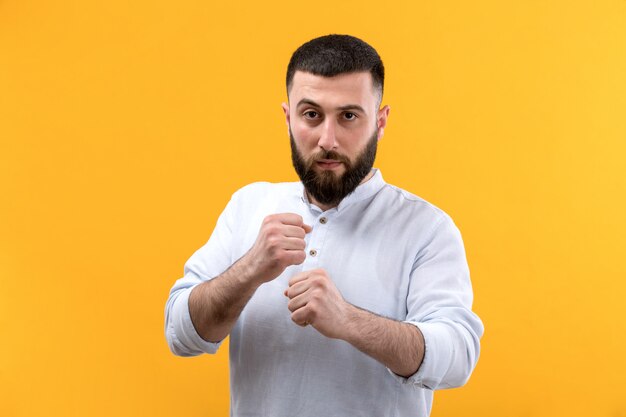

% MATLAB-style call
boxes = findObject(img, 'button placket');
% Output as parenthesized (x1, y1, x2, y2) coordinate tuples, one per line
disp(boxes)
(302, 213, 332, 266)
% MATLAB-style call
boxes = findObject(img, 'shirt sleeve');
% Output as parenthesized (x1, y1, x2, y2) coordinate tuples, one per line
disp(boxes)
(164, 190, 241, 357)
(388, 214, 484, 390)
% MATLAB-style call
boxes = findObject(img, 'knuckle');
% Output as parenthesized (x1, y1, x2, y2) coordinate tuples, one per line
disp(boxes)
(264, 224, 278, 235)
(312, 277, 325, 288)
(286, 213, 303, 226)
(311, 291, 322, 303)
(266, 235, 278, 247)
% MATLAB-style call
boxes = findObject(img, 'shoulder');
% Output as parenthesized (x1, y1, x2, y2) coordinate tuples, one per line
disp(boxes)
(378, 182, 452, 226)
(376, 183, 466, 256)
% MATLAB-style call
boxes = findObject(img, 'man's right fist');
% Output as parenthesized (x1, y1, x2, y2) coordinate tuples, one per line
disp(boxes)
(243, 213, 312, 284)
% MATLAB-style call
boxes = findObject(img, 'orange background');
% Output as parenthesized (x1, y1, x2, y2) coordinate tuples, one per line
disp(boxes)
(1, 1, 625, 416)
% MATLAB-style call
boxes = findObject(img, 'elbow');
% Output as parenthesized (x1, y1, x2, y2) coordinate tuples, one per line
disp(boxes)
(166, 333, 201, 357)
(443, 353, 477, 389)
(416, 317, 483, 390)
(164, 294, 206, 357)
(441, 323, 482, 389)
(165, 318, 212, 357)
(165, 317, 201, 357)
(164, 284, 227, 357)
(166, 337, 186, 357)
(164, 303, 222, 357)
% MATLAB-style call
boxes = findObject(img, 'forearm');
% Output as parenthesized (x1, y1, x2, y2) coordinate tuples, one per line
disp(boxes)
(188, 256, 261, 343)
(340, 304, 425, 377)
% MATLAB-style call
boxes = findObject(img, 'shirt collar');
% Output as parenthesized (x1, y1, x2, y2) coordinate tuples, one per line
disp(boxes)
(299, 168, 386, 213)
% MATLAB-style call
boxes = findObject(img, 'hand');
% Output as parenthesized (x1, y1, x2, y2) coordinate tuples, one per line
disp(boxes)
(284, 269, 350, 339)
(243, 213, 312, 284)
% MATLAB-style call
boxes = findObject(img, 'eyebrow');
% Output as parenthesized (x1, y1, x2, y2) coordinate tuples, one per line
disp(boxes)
(296, 98, 366, 114)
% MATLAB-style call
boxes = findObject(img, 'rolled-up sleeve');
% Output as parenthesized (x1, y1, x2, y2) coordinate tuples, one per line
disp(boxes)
(165, 284, 223, 355)
(390, 215, 484, 389)
(164, 190, 240, 356)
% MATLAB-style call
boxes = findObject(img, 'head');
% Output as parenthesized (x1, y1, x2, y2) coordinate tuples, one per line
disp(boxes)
(282, 34, 390, 208)
(286, 34, 385, 106)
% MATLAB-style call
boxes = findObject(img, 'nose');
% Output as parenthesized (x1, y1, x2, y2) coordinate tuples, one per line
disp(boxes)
(317, 119, 338, 151)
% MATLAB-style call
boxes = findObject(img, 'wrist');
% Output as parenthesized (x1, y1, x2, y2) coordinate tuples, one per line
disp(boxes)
(335, 302, 361, 342)
(230, 254, 265, 289)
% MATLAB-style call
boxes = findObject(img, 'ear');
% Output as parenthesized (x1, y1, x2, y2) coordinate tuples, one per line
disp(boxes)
(376, 105, 390, 140)
(281, 102, 290, 133)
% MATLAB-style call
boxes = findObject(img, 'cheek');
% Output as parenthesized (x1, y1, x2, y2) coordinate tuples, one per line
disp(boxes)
(292, 125, 317, 148)
(343, 129, 371, 152)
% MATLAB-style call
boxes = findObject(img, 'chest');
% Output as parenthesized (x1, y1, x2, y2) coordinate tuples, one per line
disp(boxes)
(233, 199, 420, 321)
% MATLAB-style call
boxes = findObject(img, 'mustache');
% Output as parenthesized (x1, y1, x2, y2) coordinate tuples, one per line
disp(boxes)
(311, 150, 351, 165)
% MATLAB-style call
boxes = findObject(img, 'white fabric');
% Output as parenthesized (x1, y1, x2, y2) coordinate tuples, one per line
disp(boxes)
(165, 169, 483, 417)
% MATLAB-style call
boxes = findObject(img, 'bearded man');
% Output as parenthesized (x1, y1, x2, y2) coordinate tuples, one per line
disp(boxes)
(165, 34, 484, 417)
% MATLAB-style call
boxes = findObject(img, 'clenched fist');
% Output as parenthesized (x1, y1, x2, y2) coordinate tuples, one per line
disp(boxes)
(244, 213, 312, 284)
(284, 269, 350, 339)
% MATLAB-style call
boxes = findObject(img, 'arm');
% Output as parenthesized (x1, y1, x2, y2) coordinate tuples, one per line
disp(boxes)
(285, 216, 483, 388)
(188, 255, 262, 343)
(285, 269, 424, 377)
(166, 212, 311, 354)
(188, 213, 311, 343)
(341, 305, 425, 377)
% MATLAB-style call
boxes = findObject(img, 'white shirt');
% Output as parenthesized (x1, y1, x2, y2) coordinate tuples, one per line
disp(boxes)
(165, 169, 483, 417)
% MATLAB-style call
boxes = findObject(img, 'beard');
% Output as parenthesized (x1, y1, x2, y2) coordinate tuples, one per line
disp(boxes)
(290, 128, 378, 207)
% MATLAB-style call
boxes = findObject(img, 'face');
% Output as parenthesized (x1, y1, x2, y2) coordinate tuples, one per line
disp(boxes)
(282, 71, 390, 207)
(289, 127, 378, 207)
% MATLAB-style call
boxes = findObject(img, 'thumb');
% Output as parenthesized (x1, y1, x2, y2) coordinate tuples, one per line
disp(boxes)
(302, 223, 313, 233)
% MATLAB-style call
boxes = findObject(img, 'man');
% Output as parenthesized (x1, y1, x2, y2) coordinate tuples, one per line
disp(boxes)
(165, 34, 483, 416)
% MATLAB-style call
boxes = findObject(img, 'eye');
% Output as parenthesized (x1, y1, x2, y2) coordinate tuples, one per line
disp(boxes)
(303, 110, 319, 119)
(343, 112, 357, 120)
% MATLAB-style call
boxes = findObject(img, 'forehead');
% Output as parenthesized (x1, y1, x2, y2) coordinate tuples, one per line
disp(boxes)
(289, 71, 378, 110)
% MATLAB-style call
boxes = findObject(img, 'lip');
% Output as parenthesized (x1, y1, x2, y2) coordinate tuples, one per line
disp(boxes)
(315, 160, 343, 170)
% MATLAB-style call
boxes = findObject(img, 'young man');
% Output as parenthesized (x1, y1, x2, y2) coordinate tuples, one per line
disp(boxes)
(165, 34, 483, 417)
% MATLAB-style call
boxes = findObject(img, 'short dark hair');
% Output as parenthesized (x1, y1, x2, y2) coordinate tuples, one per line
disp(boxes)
(286, 34, 385, 100)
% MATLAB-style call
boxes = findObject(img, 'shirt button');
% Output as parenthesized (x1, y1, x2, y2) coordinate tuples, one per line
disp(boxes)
(319, 217, 327, 224)
(309, 249, 317, 257)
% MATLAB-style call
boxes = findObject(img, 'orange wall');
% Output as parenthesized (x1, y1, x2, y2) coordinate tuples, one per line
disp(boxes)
(1, 1, 625, 416)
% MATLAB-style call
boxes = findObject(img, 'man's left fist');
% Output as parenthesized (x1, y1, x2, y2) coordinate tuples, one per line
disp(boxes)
(284, 268, 350, 339)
